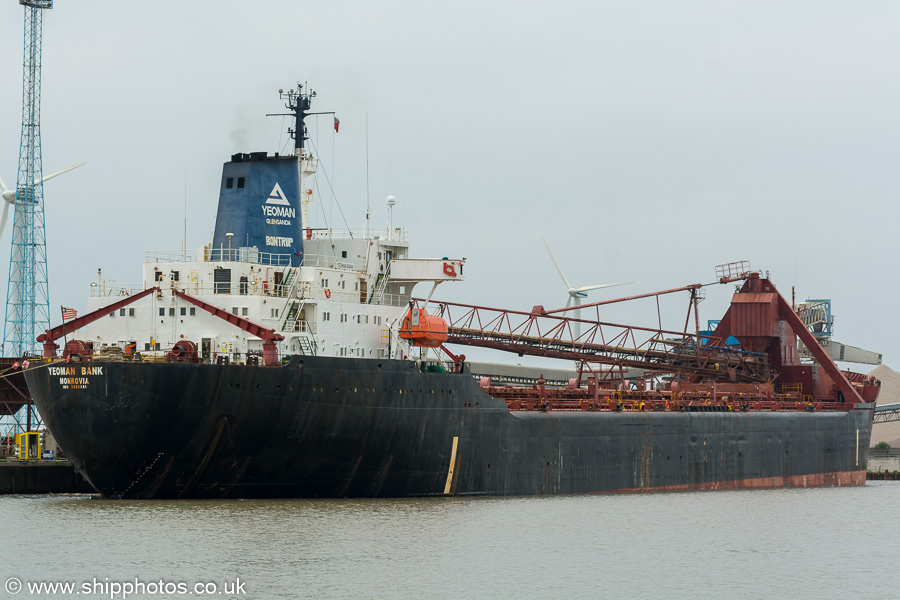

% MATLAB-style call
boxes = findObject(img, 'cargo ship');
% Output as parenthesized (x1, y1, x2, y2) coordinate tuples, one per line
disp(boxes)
(22, 84, 879, 499)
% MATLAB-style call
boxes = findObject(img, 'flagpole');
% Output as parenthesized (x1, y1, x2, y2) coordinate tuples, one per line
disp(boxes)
(61, 306, 68, 354)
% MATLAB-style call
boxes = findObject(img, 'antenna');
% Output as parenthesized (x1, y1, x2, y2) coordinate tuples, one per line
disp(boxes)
(183, 169, 187, 260)
(365, 112, 371, 240)
(267, 83, 333, 156)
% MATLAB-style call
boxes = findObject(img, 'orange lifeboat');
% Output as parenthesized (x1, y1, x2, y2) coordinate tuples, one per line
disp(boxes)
(399, 308, 449, 347)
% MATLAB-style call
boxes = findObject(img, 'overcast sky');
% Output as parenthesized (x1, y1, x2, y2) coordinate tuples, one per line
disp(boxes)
(0, 1, 897, 368)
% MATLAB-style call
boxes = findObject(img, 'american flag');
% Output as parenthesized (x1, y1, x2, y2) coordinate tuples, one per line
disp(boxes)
(62, 307, 77, 321)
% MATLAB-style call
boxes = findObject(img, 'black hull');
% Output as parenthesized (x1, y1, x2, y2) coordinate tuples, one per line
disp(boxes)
(25, 357, 874, 499)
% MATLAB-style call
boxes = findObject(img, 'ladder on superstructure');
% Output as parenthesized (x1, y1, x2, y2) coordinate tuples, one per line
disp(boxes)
(296, 334, 317, 356)
(281, 299, 317, 355)
(282, 301, 308, 331)
(279, 265, 299, 296)
(276, 267, 301, 328)
(371, 261, 392, 304)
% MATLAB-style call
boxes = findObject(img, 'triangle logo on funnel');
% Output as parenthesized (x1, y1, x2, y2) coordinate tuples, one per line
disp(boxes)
(265, 183, 291, 206)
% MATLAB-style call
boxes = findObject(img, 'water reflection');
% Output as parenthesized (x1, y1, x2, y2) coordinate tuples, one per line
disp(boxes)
(2, 485, 898, 599)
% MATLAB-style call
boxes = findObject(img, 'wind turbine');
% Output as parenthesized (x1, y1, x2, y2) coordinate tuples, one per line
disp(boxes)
(542, 237, 632, 337)
(0, 162, 85, 238)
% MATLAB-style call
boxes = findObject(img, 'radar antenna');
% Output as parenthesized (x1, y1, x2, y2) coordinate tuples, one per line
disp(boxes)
(266, 82, 335, 155)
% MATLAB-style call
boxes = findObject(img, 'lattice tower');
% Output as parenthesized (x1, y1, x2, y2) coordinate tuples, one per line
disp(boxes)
(4, 0, 54, 357)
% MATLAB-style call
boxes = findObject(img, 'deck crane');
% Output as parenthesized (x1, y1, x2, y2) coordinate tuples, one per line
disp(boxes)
(171, 289, 284, 366)
(37, 287, 161, 359)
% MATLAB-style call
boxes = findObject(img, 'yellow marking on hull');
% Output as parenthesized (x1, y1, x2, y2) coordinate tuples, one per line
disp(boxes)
(443, 436, 459, 495)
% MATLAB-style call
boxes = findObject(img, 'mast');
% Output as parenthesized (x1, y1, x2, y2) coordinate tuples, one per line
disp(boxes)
(268, 83, 332, 242)
(278, 83, 314, 156)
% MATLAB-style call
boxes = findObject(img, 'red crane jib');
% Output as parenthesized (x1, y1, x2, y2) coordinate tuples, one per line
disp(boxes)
(37, 286, 162, 358)
(37, 287, 284, 366)
(171, 289, 284, 366)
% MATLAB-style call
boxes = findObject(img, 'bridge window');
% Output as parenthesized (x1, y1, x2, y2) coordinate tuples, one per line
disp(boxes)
(154, 271, 163, 282)
(237, 177, 245, 189)
(119, 308, 125, 316)
(169, 308, 175, 316)
(226, 177, 234, 189)
(129, 308, 135, 317)
(190, 308, 196, 316)
(159, 308, 165, 317)
(180, 308, 186, 316)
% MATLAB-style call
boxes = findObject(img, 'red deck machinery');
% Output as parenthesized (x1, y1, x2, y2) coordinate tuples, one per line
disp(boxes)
(410, 263, 876, 411)
(37, 287, 161, 359)
(170, 289, 284, 366)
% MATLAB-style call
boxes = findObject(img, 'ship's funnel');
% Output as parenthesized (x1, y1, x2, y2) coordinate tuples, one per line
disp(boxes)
(212, 153, 303, 266)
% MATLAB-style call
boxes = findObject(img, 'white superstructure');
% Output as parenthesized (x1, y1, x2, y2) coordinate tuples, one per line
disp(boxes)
(70, 84, 464, 363)
(80, 233, 464, 363)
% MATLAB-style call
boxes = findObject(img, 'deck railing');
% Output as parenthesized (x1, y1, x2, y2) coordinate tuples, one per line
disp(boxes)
(90, 282, 408, 306)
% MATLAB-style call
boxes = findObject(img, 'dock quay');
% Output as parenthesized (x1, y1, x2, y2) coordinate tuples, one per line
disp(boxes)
(866, 448, 900, 480)
(0, 459, 93, 494)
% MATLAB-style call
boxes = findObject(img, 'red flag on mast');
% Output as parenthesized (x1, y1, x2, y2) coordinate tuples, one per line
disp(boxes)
(334, 117, 340, 133)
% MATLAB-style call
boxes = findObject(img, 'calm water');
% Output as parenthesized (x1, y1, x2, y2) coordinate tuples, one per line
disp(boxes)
(2, 484, 899, 599)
